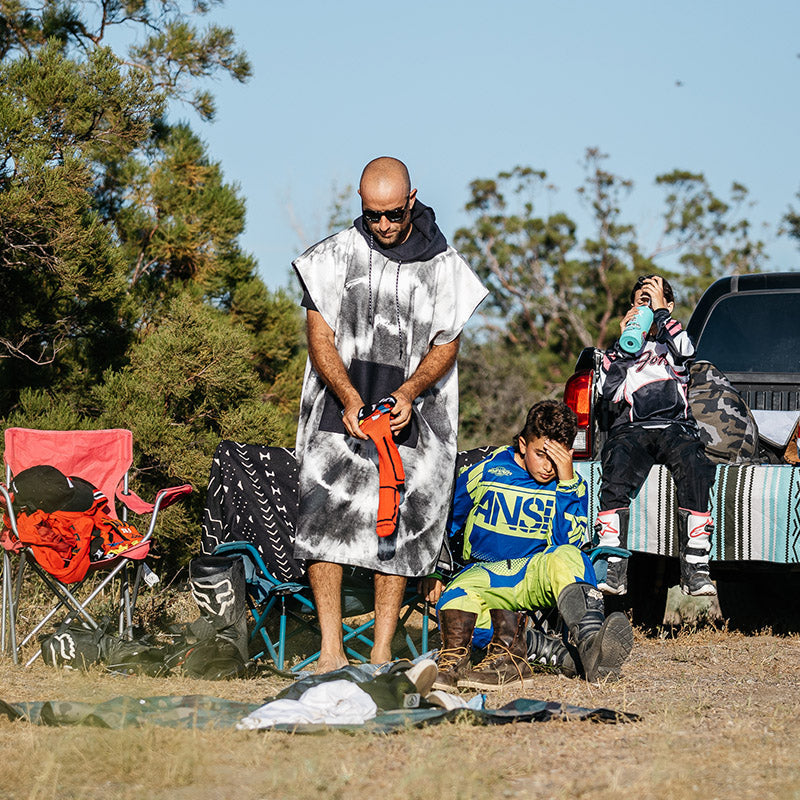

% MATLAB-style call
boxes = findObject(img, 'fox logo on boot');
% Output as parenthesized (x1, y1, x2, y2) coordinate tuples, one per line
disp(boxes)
(191, 578, 235, 616)
(48, 633, 77, 664)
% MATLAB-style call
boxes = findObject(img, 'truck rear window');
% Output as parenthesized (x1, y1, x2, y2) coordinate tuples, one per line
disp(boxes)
(694, 292, 800, 374)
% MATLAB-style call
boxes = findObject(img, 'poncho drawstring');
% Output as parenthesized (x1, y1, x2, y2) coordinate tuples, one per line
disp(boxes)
(368, 234, 404, 359)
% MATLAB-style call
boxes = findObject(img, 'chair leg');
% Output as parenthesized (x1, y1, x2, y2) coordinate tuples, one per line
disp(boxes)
(278, 596, 287, 671)
(118, 566, 132, 638)
(1, 551, 18, 664)
(12, 552, 27, 645)
(399, 601, 422, 659)
(2, 553, 9, 655)
(22, 558, 133, 665)
(398, 597, 435, 659)
(249, 596, 282, 667)
(130, 563, 144, 621)
(341, 618, 375, 661)
(422, 600, 431, 653)
(21, 572, 102, 666)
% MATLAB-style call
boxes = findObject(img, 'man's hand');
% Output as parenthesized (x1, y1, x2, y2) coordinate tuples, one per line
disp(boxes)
(417, 576, 444, 604)
(344, 400, 369, 439)
(542, 438, 574, 482)
(389, 389, 413, 434)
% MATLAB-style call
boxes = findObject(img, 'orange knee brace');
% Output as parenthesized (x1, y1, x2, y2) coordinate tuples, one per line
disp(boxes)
(358, 398, 405, 538)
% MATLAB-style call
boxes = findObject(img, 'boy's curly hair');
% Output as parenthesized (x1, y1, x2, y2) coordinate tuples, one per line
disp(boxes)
(513, 400, 578, 451)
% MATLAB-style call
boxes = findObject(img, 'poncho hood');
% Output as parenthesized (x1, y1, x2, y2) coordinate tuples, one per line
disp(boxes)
(354, 200, 448, 263)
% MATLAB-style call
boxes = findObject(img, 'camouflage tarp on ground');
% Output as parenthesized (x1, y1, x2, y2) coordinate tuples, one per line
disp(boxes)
(0, 695, 259, 729)
(0, 694, 639, 731)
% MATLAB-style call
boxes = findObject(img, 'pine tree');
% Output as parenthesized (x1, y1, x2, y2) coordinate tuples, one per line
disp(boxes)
(454, 149, 767, 447)
(0, 2, 304, 569)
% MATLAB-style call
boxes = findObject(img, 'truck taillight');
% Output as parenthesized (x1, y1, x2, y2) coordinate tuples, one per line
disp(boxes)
(563, 370, 593, 459)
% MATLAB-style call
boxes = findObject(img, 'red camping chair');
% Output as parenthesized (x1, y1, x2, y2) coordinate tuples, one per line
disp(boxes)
(0, 428, 192, 665)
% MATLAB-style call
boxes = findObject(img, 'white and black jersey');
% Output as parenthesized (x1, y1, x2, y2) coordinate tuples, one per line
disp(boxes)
(597, 308, 695, 429)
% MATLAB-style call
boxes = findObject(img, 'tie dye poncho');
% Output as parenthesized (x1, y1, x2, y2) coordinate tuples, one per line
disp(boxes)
(293, 219, 487, 577)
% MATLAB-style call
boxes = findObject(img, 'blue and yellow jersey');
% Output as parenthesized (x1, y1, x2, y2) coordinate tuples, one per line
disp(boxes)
(449, 446, 588, 563)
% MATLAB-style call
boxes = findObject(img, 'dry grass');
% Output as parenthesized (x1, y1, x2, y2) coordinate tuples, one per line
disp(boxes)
(1, 625, 800, 800)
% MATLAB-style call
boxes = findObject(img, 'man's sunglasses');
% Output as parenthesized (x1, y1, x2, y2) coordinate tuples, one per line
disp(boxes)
(362, 195, 410, 224)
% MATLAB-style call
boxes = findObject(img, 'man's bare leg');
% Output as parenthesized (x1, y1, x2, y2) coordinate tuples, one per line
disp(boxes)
(307, 560, 348, 673)
(371, 572, 407, 663)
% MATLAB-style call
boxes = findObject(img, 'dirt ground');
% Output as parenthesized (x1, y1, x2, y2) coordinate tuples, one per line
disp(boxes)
(1, 624, 799, 800)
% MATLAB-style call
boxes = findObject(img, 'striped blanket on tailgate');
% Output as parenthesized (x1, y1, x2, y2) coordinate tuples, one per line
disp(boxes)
(575, 462, 800, 564)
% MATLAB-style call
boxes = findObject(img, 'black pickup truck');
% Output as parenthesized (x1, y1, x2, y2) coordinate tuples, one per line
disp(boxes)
(562, 272, 800, 629)
(564, 271, 800, 462)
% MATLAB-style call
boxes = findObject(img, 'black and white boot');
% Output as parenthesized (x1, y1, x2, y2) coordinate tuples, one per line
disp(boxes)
(188, 554, 249, 663)
(594, 507, 630, 596)
(678, 509, 717, 597)
(557, 582, 633, 682)
(526, 624, 578, 678)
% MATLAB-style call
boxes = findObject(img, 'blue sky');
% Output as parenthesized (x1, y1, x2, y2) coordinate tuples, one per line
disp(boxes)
(184, 1, 799, 290)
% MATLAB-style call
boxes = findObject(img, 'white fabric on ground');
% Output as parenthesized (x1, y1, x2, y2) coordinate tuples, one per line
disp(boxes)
(237, 679, 377, 730)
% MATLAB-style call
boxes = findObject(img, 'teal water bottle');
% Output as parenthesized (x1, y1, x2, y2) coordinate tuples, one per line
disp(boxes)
(619, 306, 654, 353)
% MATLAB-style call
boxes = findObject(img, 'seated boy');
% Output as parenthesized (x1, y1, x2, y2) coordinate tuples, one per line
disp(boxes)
(426, 400, 633, 689)
(594, 275, 717, 597)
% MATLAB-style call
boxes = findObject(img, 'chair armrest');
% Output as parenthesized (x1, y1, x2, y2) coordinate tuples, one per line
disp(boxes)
(586, 545, 632, 562)
(116, 484, 193, 515)
(269, 582, 307, 597)
(117, 484, 192, 541)
(0, 484, 22, 552)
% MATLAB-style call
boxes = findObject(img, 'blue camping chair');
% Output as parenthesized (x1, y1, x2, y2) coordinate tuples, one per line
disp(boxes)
(199, 441, 437, 673)
(213, 540, 435, 672)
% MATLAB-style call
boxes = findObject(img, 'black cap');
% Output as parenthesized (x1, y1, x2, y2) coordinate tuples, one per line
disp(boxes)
(11, 465, 95, 514)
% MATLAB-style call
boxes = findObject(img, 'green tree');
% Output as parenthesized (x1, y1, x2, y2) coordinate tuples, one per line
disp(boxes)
(113, 123, 260, 316)
(653, 170, 767, 315)
(454, 166, 579, 357)
(0, 2, 305, 570)
(91, 294, 293, 564)
(0, 1, 255, 403)
(457, 336, 539, 451)
(454, 152, 650, 400)
(0, 42, 162, 404)
(575, 148, 656, 349)
(106, 120, 305, 435)
(0, 0, 250, 120)
(454, 149, 768, 444)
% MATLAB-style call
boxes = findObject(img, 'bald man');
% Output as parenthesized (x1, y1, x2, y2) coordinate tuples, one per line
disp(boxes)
(293, 157, 487, 673)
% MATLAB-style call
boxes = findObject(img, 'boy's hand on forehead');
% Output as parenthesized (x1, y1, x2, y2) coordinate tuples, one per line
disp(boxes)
(640, 276, 668, 310)
(542, 438, 574, 482)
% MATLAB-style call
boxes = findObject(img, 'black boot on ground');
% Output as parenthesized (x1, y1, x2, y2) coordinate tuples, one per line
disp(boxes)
(525, 622, 578, 678)
(432, 609, 476, 691)
(185, 554, 249, 677)
(458, 610, 535, 690)
(556, 582, 633, 683)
